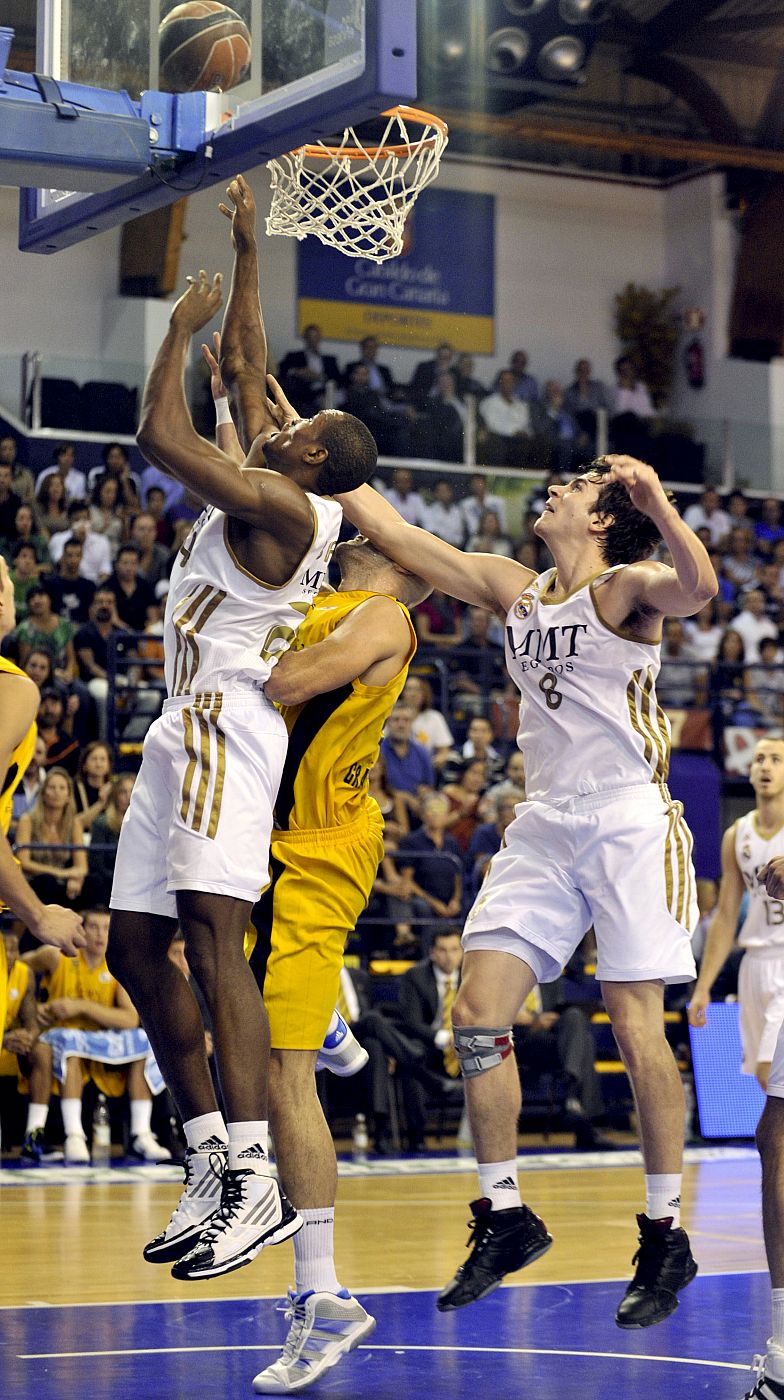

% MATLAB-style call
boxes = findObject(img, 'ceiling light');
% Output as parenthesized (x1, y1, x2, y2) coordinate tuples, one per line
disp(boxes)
(537, 34, 585, 77)
(503, 0, 551, 15)
(559, 0, 607, 22)
(487, 26, 531, 73)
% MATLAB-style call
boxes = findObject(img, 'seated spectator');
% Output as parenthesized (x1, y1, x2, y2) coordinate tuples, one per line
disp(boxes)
(11, 734, 48, 829)
(444, 714, 506, 785)
(441, 757, 488, 853)
(0, 462, 22, 542)
(34, 472, 69, 538)
(130, 512, 170, 590)
(390, 795, 463, 954)
(658, 619, 704, 709)
(74, 587, 130, 740)
(683, 486, 731, 548)
(466, 508, 514, 557)
(88, 773, 135, 905)
(16, 766, 87, 906)
(144, 484, 174, 548)
(140, 463, 185, 517)
(563, 358, 611, 442)
(531, 380, 580, 471)
(709, 629, 757, 746)
(35, 687, 81, 774)
(755, 561, 784, 621)
(721, 526, 758, 597)
(24, 907, 169, 1162)
(747, 637, 784, 726)
(409, 342, 455, 410)
(0, 928, 54, 1156)
(47, 539, 95, 625)
(10, 541, 41, 620)
(14, 584, 76, 688)
(424, 478, 466, 548)
(479, 370, 537, 467)
(343, 363, 411, 457)
(514, 983, 607, 1150)
(1, 503, 50, 569)
(37, 443, 87, 502)
(106, 544, 157, 632)
(0, 433, 35, 505)
(379, 703, 434, 823)
(726, 489, 752, 536)
(755, 498, 784, 557)
(344, 335, 398, 397)
(23, 647, 54, 691)
(449, 608, 506, 719)
(460, 473, 508, 539)
(49, 500, 112, 584)
(367, 755, 409, 841)
(415, 370, 466, 463)
(466, 793, 519, 900)
(74, 741, 114, 832)
(381, 467, 428, 526)
(483, 749, 526, 810)
(89, 475, 125, 555)
(454, 353, 487, 401)
(412, 588, 463, 649)
(402, 675, 453, 770)
(279, 323, 341, 415)
(86, 442, 141, 510)
(610, 355, 654, 456)
(732, 588, 779, 662)
(683, 600, 723, 665)
(508, 348, 539, 402)
(393, 928, 465, 1152)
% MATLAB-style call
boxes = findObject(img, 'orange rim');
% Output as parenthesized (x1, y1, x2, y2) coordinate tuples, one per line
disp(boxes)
(295, 105, 448, 162)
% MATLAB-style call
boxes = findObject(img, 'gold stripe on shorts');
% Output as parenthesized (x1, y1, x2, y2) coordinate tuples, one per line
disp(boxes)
(663, 802, 676, 915)
(180, 707, 198, 823)
(206, 700, 226, 840)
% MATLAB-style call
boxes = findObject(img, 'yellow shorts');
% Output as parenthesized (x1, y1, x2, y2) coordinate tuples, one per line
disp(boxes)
(246, 811, 384, 1050)
(0, 938, 6, 1050)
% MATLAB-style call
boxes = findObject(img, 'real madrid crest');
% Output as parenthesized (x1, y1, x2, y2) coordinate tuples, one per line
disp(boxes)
(513, 592, 536, 621)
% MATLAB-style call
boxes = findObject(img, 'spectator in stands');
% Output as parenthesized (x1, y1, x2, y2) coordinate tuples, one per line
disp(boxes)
(402, 675, 453, 771)
(445, 714, 505, 785)
(483, 749, 526, 809)
(88, 774, 135, 906)
(513, 985, 606, 1150)
(279, 323, 341, 415)
(610, 355, 654, 455)
(23, 647, 54, 691)
(727, 489, 751, 527)
(460, 473, 507, 539)
(74, 587, 129, 740)
(424, 478, 466, 548)
(9, 541, 40, 620)
(16, 766, 87, 907)
(391, 793, 463, 949)
(380, 702, 434, 822)
(49, 500, 112, 584)
(89, 475, 124, 556)
(466, 508, 514, 557)
(413, 588, 464, 649)
(658, 618, 703, 709)
(732, 588, 779, 663)
(343, 363, 411, 457)
(0, 433, 34, 505)
(1, 928, 56, 1158)
(409, 342, 455, 409)
(531, 380, 580, 472)
(382, 467, 428, 527)
(34, 472, 69, 538)
(508, 349, 539, 403)
(466, 794, 519, 899)
(563, 357, 611, 433)
(748, 637, 784, 726)
(37, 443, 87, 502)
(721, 526, 758, 597)
(144, 485, 173, 547)
(14, 584, 76, 688)
(1, 503, 49, 570)
(0, 462, 22, 541)
(441, 758, 488, 853)
(683, 486, 731, 548)
(448, 608, 506, 718)
(416, 371, 467, 463)
(455, 353, 486, 401)
(106, 544, 157, 632)
(86, 442, 141, 510)
(47, 539, 95, 625)
(683, 599, 723, 665)
(130, 512, 170, 590)
(754, 561, 784, 625)
(394, 927, 465, 1151)
(11, 733, 47, 828)
(479, 370, 536, 467)
(367, 755, 409, 842)
(709, 629, 756, 750)
(139, 462, 185, 516)
(755, 497, 784, 557)
(73, 741, 114, 832)
(35, 688, 81, 774)
(344, 335, 397, 396)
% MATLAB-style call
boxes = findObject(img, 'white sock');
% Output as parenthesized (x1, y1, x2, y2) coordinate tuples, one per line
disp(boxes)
(26, 1102, 48, 1135)
(227, 1119, 270, 1175)
(645, 1173, 682, 1227)
(130, 1098, 152, 1139)
(478, 1159, 522, 1210)
(769, 1290, 784, 1377)
(293, 1207, 342, 1295)
(183, 1111, 228, 1151)
(61, 1098, 86, 1139)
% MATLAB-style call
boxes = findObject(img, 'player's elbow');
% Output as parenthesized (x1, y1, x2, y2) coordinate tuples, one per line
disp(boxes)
(219, 349, 252, 386)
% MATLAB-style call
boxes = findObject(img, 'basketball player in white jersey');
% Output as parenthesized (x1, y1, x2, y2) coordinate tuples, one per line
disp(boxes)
(336, 455, 716, 1328)
(107, 183, 378, 1282)
(689, 738, 784, 1090)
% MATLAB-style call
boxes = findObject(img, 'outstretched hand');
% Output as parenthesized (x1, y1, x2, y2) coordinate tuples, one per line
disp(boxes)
(264, 374, 301, 430)
(219, 173, 257, 251)
(201, 331, 226, 401)
(600, 454, 672, 522)
(171, 270, 223, 334)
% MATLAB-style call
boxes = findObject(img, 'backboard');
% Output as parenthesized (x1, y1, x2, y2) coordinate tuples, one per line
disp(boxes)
(13, 0, 416, 252)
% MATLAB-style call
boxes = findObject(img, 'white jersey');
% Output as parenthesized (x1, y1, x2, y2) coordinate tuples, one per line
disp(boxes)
(505, 565, 669, 803)
(735, 811, 784, 951)
(163, 494, 342, 698)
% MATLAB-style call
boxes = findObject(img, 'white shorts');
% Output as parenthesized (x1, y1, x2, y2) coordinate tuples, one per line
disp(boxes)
(110, 692, 287, 919)
(739, 951, 784, 1074)
(463, 783, 698, 985)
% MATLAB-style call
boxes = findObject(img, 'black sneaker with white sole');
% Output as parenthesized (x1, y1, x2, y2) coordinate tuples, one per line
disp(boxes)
(143, 1137, 227, 1263)
(436, 1197, 553, 1311)
(745, 1354, 784, 1399)
(171, 1170, 302, 1281)
(615, 1213, 698, 1328)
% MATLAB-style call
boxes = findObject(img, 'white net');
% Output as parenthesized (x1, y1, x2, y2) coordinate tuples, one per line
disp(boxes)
(265, 106, 448, 264)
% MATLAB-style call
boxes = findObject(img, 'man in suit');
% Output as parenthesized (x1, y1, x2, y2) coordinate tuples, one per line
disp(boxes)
(344, 336, 397, 397)
(409, 343, 456, 410)
(395, 927, 464, 1150)
(278, 323, 342, 415)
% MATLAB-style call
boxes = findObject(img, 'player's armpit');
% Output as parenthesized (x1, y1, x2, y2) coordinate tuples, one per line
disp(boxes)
(265, 595, 411, 705)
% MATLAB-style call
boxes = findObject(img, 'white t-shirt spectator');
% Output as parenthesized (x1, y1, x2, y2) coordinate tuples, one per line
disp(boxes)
(479, 394, 532, 438)
(682, 620, 724, 664)
(613, 383, 654, 418)
(460, 493, 507, 538)
(86, 464, 143, 497)
(411, 707, 453, 753)
(683, 503, 732, 547)
(731, 609, 778, 663)
(382, 486, 428, 527)
(49, 527, 112, 583)
(425, 500, 465, 547)
(37, 464, 88, 501)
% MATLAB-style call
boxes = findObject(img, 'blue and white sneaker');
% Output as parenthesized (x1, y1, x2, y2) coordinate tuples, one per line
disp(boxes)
(315, 1011, 368, 1078)
(253, 1288, 376, 1393)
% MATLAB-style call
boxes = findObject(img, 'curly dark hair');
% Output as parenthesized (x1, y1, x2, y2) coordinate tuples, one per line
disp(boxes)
(315, 411, 378, 494)
(585, 459, 671, 565)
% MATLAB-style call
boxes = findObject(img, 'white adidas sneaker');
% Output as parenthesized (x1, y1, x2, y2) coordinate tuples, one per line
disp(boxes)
(315, 1012, 369, 1077)
(172, 1168, 302, 1280)
(745, 1346, 784, 1399)
(143, 1137, 227, 1263)
(64, 1133, 90, 1164)
(253, 1289, 376, 1393)
(130, 1131, 173, 1163)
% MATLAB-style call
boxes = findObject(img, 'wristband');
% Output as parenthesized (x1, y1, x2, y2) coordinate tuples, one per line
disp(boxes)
(215, 397, 233, 427)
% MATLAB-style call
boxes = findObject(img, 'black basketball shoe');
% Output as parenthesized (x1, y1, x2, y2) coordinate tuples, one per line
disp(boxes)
(436, 1197, 553, 1311)
(744, 1354, 784, 1399)
(615, 1213, 698, 1328)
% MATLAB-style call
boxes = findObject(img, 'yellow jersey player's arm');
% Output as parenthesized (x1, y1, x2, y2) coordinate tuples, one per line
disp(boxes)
(265, 595, 413, 707)
(137, 275, 314, 551)
(0, 673, 83, 954)
(336, 485, 535, 620)
(687, 822, 744, 1028)
(40, 979, 139, 1032)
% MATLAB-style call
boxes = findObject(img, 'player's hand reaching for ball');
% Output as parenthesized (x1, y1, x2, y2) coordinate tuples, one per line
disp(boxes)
(600, 455, 672, 523)
(265, 374, 301, 430)
(171, 270, 223, 334)
(219, 174, 257, 251)
(759, 858, 784, 900)
(201, 331, 227, 401)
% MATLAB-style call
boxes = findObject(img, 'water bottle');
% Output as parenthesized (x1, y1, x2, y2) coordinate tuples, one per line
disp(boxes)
(352, 1113, 369, 1164)
(91, 1094, 111, 1168)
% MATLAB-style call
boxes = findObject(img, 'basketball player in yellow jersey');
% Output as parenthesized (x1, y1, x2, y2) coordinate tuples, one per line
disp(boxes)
(337, 456, 717, 1330)
(0, 556, 84, 1037)
(239, 536, 429, 1394)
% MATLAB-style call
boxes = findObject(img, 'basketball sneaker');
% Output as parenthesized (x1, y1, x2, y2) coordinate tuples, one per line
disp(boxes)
(252, 1289, 376, 1393)
(130, 1131, 173, 1163)
(745, 1349, 784, 1398)
(615, 1214, 698, 1328)
(20, 1128, 62, 1164)
(171, 1168, 302, 1280)
(315, 1013, 368, 1078)
(143, 1137, 227, 1263)
(436, 1197, 553, 1311)
(64, 1132, 90, 1164)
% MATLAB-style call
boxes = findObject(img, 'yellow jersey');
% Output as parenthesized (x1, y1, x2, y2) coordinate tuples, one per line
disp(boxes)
(44, 951, 118, 1030)
(3, 957, 29, 1033)
(275, 590, 416, 832)
(0, 655, 37, 1032)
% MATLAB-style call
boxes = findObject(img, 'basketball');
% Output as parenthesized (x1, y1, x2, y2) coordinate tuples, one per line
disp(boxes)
(159, 2, 251, 94)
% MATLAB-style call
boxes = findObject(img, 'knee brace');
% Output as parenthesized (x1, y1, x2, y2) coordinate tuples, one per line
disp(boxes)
(453, 1026, 514, 1078)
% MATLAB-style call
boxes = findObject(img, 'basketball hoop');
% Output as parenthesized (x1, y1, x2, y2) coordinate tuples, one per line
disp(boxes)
(265, 105, 448, 264)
